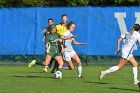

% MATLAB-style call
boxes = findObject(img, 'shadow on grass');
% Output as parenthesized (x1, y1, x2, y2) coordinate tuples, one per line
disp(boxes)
(28, 72, 45, 73)
(84, 81, 109, 84)
(13, 75, 53, 79)
(109, 87, 139, 92)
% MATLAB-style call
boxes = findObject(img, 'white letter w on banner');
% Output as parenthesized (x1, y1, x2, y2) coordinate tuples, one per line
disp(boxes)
(114, 12, 140, 34)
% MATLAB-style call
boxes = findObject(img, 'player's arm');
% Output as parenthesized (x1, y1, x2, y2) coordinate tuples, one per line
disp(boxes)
(42, 28, 48, 41)
(45, 43, 49, 54)
(72, 40, 87, 45)
(58, 38, 64, 53)
(115, 37, 123, 56)
(60, 44, 64, 53)
(42, 35, 46, 41)
(115, 33, 125, 56)
(60, 35, 76, 40)
(137, 34, 140, 45)
(73, 41, 80, 45)
(45, 36, 50, 53)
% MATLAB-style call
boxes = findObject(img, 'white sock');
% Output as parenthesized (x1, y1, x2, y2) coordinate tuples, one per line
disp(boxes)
(77, 65, 82, 77)
(104, 66, 119, 74)
(45, 66, 48, 68)
(133, 67, 138, 82)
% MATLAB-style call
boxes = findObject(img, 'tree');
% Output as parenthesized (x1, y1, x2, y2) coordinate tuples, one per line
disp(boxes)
(0, 0, 140, 8)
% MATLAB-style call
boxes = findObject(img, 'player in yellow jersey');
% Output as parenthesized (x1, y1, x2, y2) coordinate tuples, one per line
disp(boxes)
(56, 14, 68, 35)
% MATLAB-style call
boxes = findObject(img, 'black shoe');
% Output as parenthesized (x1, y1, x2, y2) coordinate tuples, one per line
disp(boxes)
(137, 82, 140, 91)
(51, 71, 55, 73)
(78, 76, 83, 78)
(48, 64, 52, 68)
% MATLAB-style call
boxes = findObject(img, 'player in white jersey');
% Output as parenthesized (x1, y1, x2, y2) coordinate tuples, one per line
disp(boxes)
(61, 21, 86, 78)
(99, 24, 140, 88)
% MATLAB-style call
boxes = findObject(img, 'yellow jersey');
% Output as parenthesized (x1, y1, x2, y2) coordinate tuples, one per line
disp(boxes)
(55, 23, 68, 35)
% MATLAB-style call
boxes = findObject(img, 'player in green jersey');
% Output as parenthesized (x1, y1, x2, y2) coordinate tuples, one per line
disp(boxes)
(43, 26, 64, 75)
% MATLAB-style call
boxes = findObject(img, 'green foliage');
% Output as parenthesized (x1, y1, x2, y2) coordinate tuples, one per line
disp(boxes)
(0, 0, 6, 7)
(0, 0, 140, 7)
(66, 0, 89, 6)
(22, 0, 49, 7)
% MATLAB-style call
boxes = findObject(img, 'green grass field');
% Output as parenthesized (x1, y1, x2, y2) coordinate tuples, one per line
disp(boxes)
(0, 64, 140, 93)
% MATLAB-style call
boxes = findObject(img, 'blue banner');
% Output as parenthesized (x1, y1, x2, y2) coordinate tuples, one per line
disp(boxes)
(0, 7, 140, 55)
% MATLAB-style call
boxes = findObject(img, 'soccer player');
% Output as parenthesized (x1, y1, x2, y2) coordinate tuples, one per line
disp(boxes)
(28, 18, 55, 68)
(43, 26, 64, 75)
(42, 18, 54, 41)
(61, 21, 86, 78)
(100, 24, 140, 87)
(56, 14, 68, 35)
(50, 14, 69, 73)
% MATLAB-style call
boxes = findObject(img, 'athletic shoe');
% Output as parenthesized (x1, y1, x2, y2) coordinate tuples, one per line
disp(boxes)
(78, 75, 83, 78)
(134, 81, 139, 85)
(28, 60, 36, 67)
(43, 68, 48, 73)
(137, 81, 140, 91)
(99, 71, 106, 80)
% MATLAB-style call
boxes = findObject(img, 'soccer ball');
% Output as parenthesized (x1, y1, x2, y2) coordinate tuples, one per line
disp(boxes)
(55, 71, 62, 79)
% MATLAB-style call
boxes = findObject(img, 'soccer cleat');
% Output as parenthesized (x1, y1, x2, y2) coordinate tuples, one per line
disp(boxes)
(134, 81, 139, 85)
(78, 75, 83, 78)
(137, 81, 140, 91)
(133, 81, 140, 91)
(99, 71, 106, 80)
(28, 60, 36, 67)
(78, 76, 83, 78)
(43, 68, 48, 73)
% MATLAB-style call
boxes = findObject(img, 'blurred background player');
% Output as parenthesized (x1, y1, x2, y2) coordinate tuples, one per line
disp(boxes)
(43, 26, 64, 75)
(61, 21, 87, 78)
(42, 18, 54, 41)
(28, 18, 56, 70)
(56, 14, 68, 35)
(100, 24, 140, 88)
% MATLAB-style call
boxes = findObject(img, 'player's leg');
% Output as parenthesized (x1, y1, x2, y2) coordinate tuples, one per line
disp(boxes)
(48, 57, 56, 73)
(100, 57, 128, 80)
(49, 58, 54, 68)
(72, 52, 82, 78)
(43, 55, 52, 72)
(51, 61, 59, 73)
(55, 56, 64, 72)
(67, 60, 74, 70)
(28, 60, 44, 67)
(64, 51, 74, 70)
(129, 55, 139, 85)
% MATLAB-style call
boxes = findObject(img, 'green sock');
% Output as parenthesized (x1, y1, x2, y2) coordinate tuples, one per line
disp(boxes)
(58, 68, 62, 72)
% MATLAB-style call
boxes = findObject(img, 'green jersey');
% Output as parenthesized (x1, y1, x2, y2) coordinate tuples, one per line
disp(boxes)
(45, 33, 61, 52)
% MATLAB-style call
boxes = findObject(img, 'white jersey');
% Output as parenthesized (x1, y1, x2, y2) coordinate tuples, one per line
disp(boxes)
(63, 30, 75, 52)
(121, 31, 140, 54)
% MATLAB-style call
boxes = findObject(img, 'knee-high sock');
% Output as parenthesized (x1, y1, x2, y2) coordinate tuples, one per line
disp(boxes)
(77, 65, 82, 77)
(51, 62, 58, 73)
(133, 67, 138, 82)
(104, 66, 119, 74)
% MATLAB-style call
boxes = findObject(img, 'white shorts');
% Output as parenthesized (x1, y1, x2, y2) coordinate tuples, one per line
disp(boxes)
(121, 49, 133, 60)
(63, 50, 76, 61)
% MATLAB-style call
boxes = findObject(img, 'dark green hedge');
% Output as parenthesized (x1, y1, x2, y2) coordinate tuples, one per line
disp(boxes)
(0, 0, 140, 7)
